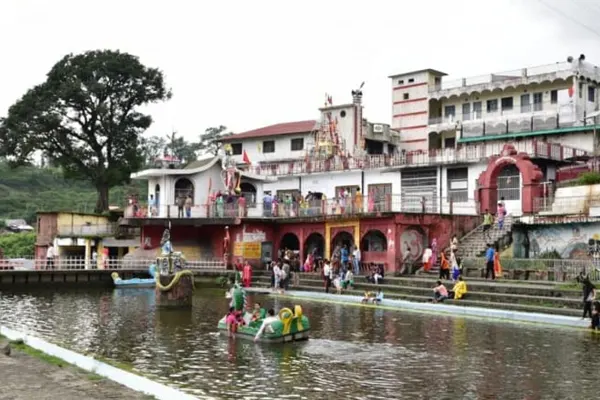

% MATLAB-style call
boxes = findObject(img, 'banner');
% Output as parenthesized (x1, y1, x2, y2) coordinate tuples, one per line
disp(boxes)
(232, 242, 262, 259)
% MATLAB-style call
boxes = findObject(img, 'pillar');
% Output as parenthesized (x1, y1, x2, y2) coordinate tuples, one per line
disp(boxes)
(84, 239, 92, 270)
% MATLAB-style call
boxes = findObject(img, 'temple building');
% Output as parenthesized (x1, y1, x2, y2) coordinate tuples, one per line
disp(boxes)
(120, 56, 599, 271)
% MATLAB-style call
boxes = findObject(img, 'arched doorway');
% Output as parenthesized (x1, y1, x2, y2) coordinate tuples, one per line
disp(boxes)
(331, 231, 354, 256)
(361, 230, 388, 252)
(497, 164, 520, 214)
(304, 233, 325, 259)
(476, 144, 543, 215)
(280, 233, 300, 252)
(174, 178, 194, 203)
(240, 182, 257, 207)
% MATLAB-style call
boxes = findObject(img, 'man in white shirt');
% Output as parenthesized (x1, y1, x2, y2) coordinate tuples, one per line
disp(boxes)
(323, 259, 332, 293)
(352, 247, 361, 275)
(254, 309, 279, 342)
(46, 244, 55, 270)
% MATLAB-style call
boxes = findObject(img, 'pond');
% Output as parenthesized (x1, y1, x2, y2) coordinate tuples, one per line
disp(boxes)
(0, 287, 598, 399)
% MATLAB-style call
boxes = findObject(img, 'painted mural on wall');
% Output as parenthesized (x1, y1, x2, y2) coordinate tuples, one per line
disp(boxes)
(526, 223, 600, 259)
(400, 227, 426, 261)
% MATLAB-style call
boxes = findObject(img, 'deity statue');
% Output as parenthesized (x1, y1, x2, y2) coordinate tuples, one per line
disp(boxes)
(223, 226, 231, 266)
(160, 228, 173, 255)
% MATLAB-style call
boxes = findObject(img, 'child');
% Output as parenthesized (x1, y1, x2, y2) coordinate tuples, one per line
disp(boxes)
(591, 301, 600, 330)
(361, 291, 373, 303)
(226, 307, 238, 337)
(373, 289, 384, 304)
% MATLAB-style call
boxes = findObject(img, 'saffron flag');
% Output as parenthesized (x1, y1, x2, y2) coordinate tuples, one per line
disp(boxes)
(568, 85, 574, 98)
(242, 150, 251, 165)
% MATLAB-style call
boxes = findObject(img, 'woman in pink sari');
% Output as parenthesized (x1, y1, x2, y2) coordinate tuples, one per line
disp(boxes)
(242, 261, 252, 288)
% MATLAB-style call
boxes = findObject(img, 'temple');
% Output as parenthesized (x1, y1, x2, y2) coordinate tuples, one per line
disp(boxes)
(119, 56, 600, 271)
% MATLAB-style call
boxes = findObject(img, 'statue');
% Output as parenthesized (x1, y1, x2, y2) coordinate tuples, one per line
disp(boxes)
(220, 144, 242, 195)
(160, 228, 173, 255)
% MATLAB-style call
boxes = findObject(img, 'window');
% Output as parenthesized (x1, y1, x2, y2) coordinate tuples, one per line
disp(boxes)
(403, 93, 409, 100)
(462, 103, 471, 121)
(579, 82, 584, 98)
(497, 165, 520, 200)
(444, 105, 456, 118)
(262, 140, 275, 153)
(589, 86, 596, 102)
(408, 78, 414, 83)
(501, 97, 513, 111)
(335, 185, 360, 198)
(290, 138, 304, 151)
(473, 101, 482, 119)
(444, 137, 456, 148)
(447, 168, 468, 203)
(398, 79, 404, 85)
(231, 143, 242, 155)
(486, 99, 498, 113)
(550, 90, 558, 104)
(340, 110, 347, 118)
(533, 92, 543, 111)
(520, 94, 531, 112)
(368, 184, 392, 212)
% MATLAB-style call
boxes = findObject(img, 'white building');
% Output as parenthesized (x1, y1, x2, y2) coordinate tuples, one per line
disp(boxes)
(130, 56, 598, 218)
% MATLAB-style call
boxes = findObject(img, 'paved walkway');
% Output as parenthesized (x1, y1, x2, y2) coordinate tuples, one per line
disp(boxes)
(0, 338, 153, 400)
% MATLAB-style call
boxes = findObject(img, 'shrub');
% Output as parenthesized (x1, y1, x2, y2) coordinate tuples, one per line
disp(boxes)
(577, 171, 600, 186)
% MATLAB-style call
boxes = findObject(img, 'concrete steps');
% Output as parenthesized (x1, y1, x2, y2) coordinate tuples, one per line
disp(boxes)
(250, 272, 585, 317)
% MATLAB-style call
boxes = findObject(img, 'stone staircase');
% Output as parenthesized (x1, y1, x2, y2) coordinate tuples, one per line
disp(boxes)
(426, 215, 514, 275)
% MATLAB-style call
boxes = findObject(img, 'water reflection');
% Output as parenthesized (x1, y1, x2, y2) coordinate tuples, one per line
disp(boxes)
(0, 287, 599, 398)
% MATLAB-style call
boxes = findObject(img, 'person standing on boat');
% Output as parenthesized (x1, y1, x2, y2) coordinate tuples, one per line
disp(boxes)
(254, 309, 279, 342)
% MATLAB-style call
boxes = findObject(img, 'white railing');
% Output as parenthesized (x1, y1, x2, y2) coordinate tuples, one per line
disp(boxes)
(431, 61, 573, 92)
(0, 258, 225, 271)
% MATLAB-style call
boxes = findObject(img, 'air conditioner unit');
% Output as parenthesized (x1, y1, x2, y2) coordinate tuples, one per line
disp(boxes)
(373, 124, 384, 133)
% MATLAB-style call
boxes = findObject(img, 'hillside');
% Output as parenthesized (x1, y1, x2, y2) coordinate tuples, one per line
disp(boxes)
(0, 163, 146, 223)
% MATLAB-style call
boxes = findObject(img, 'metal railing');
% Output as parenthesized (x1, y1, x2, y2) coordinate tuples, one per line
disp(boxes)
(234, 139, 586, 177)
(125, 195, 481, 220)
(430, 61, 573, 92)
(462, 257, 599, 282)
(533, 195, 600, 215)
(0, 257, 226, 271)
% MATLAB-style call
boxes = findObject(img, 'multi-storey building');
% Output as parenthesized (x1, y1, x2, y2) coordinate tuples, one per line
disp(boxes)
(121, 56, 598, 271)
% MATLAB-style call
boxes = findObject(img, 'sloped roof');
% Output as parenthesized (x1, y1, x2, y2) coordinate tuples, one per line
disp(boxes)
(185, 158, 217, 170)
(221, 120, 318, 141)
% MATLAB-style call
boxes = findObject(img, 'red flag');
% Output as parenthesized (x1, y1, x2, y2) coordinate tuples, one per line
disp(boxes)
(568, 85, 574, 98)
(242, 150, 251, 164)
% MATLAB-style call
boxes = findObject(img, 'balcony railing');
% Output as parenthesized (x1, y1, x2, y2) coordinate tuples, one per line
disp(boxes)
(0, 257, 226, 271)
(430, 62, 573, 92)
(125, 195, 481, 220)
(57, 224, 116, 237)
(238, 139, 586, 177)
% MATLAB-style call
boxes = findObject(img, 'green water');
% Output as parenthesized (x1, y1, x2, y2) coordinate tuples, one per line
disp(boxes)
(0, 287, 599, 399)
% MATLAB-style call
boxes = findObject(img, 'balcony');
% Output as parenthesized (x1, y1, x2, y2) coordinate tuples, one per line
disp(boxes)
(429, 105, 578, 138)
(429, 62, 574, 98)
(57, 223, 116, 237)
(238, 139, 586, 177)
(122, 195, 481, 223)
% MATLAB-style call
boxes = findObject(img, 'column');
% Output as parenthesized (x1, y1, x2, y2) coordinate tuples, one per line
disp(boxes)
(84, 239, 92, 270)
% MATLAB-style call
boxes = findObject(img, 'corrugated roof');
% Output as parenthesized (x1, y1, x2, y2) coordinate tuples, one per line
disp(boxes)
(221, 120, 318, 141)
(184, 158, 218, 170)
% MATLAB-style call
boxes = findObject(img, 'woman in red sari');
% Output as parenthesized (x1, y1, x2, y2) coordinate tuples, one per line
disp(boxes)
(242, 261, 253, 288)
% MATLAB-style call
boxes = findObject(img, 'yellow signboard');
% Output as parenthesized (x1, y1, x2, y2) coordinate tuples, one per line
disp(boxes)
(232, 242, 262, 259)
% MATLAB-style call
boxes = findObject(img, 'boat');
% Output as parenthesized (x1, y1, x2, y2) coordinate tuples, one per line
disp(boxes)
(217, 285, 310, 343)
(112, 265, 157, 288)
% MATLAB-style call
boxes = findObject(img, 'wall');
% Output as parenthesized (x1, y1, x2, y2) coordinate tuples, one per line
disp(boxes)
(518, 223, 600, 259)
(391, 70, 431, 151)
(364, 169, 401, 195)
(301, 171, 362, 198)
(549, 131, 594, 153)
(36, 213, 58, 247)
(228, 133, 312, 164)
(263, 177, 301, 195)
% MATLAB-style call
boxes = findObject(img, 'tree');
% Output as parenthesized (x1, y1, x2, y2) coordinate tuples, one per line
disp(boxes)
(0, 232, 36, 258)
(165, 131, 199, 165)
(0, 50, 171, 212)
(198, 125, 232, 156)
(139, 135, 167, 166)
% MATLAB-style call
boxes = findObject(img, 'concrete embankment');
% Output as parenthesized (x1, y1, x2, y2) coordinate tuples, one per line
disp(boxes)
(248, 288, 590, 330)
(0, 326, 201, 400)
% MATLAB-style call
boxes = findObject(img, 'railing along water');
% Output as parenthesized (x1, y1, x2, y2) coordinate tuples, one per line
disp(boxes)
(0, 258, 225, 271)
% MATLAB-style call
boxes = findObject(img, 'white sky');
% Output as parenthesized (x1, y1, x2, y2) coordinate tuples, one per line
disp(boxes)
(1, 0, 600, 141)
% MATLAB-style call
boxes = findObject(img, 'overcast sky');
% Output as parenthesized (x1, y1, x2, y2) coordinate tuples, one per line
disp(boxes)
(1, 0, 599, 141)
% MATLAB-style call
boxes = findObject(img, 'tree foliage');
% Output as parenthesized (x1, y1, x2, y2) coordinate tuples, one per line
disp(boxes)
(198, 125, 232, 155)
(0, 232, 36, 258)
(0, 50, 171, 212)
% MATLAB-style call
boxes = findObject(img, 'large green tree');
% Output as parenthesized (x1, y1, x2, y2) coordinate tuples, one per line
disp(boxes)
(198, 125, 232, 155)
(0, 50, 171, 212)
